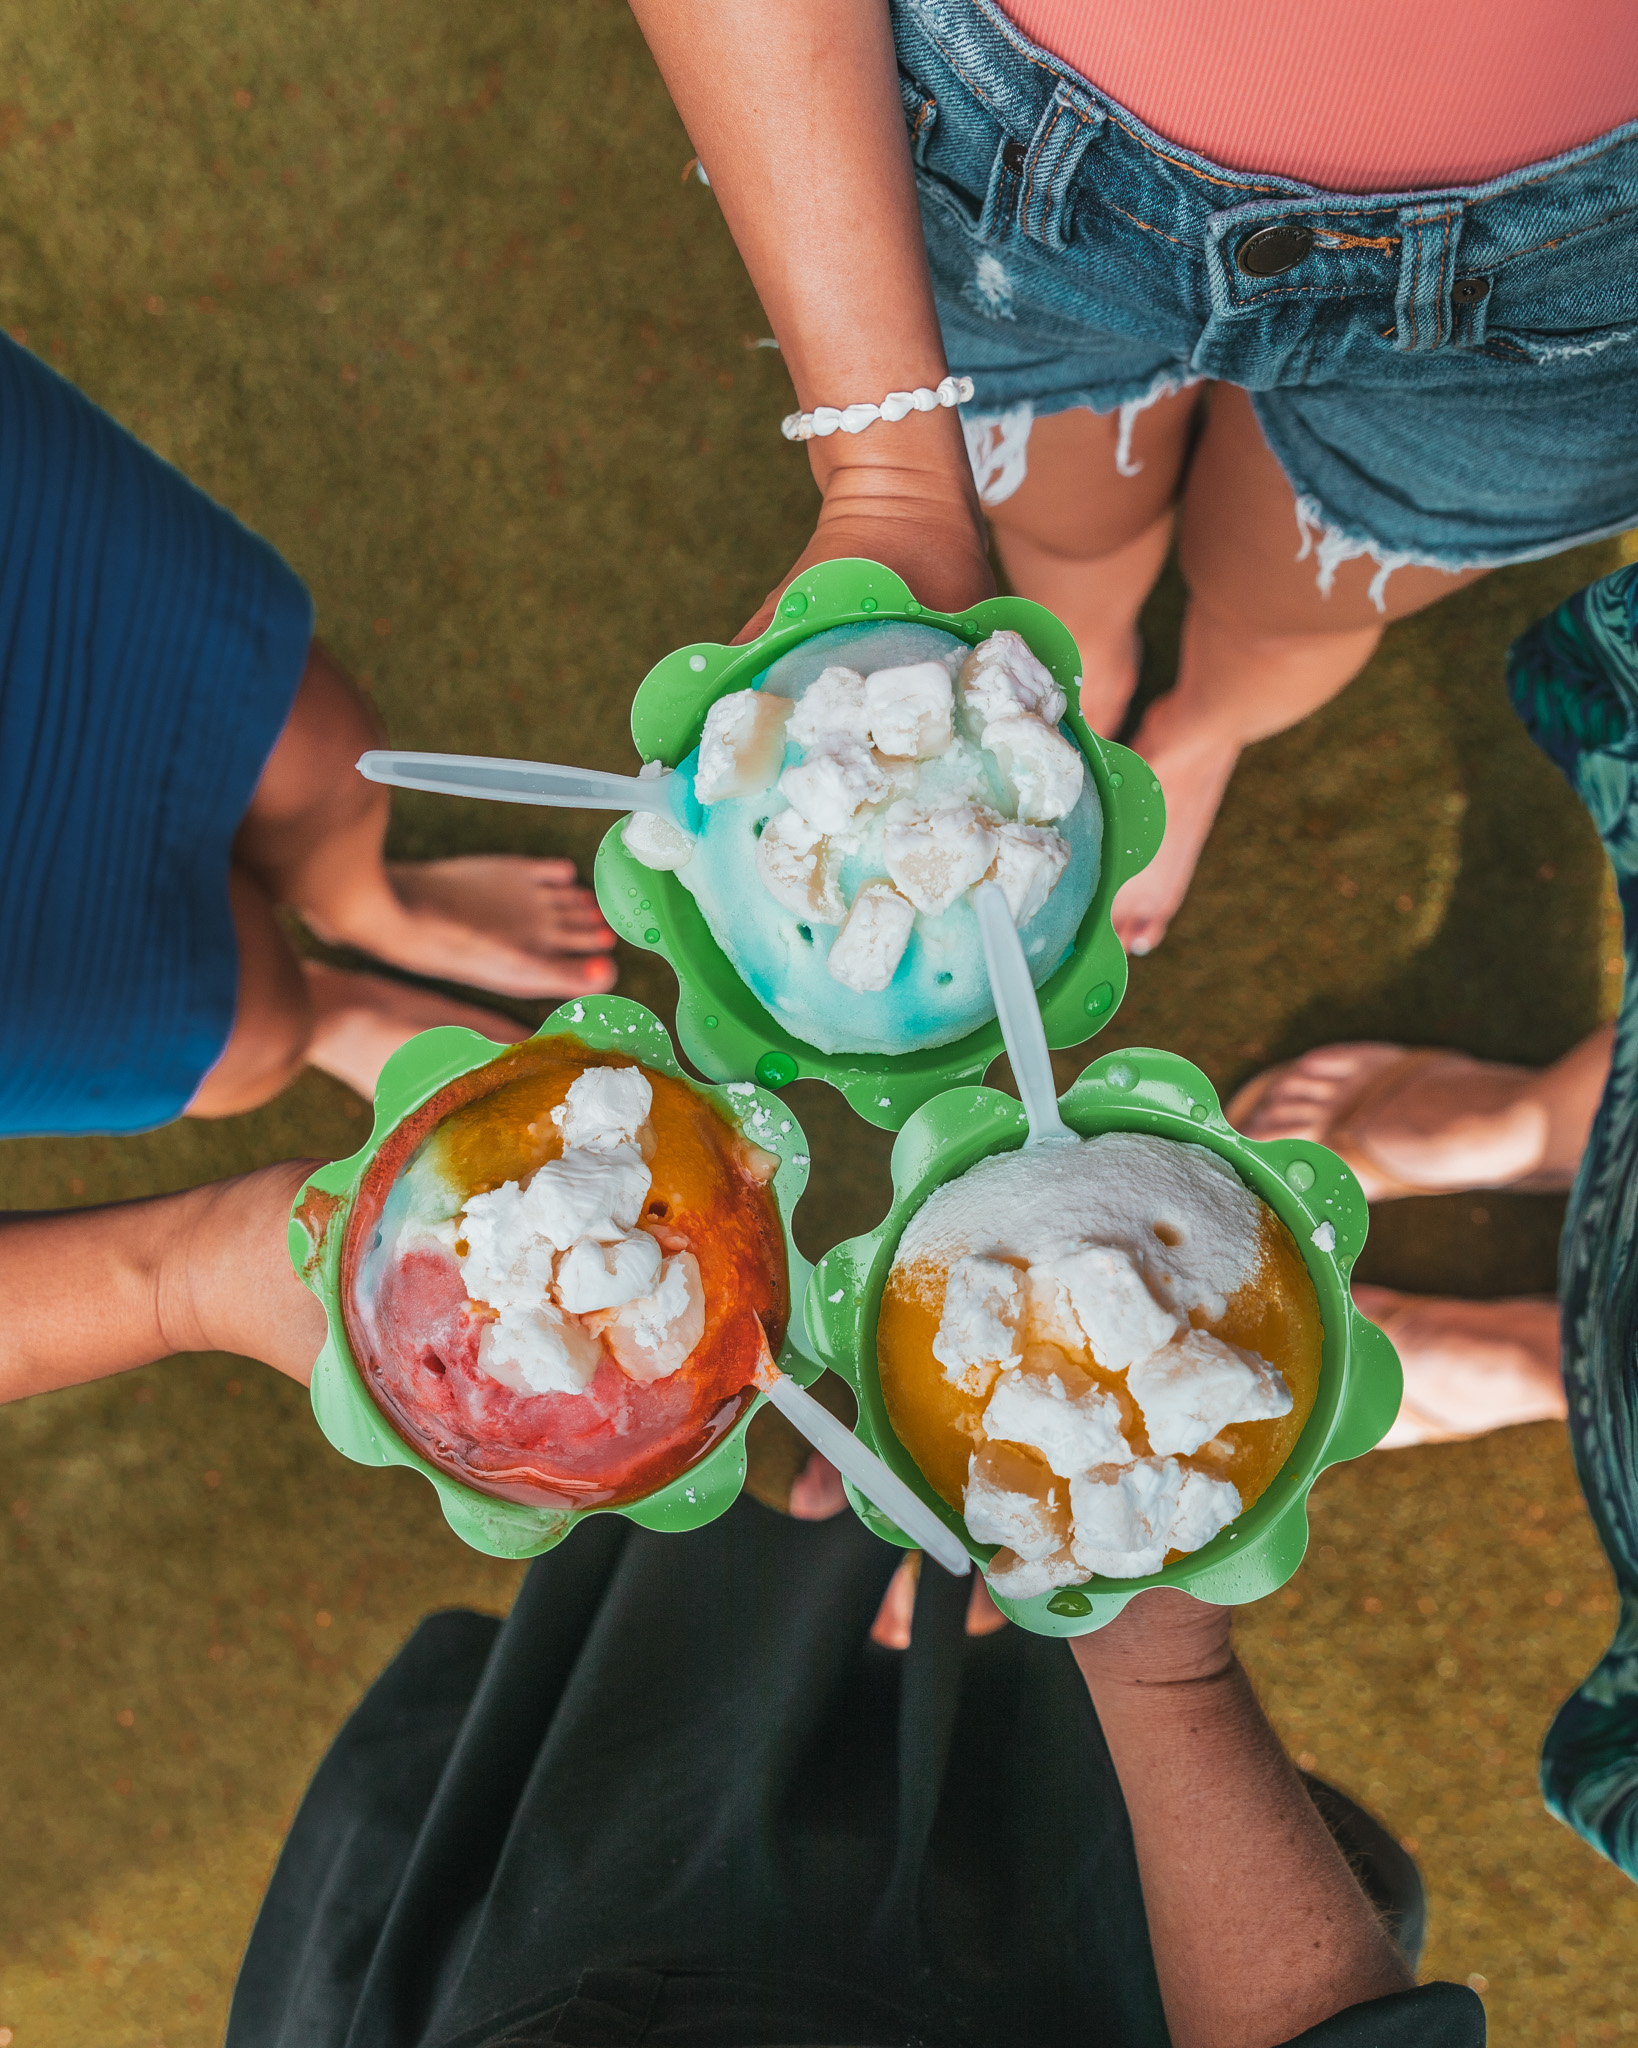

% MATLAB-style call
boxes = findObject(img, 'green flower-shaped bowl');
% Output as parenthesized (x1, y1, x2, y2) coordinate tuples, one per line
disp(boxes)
(594, 557, 1164, 1132)
(805, 1046, 1403, 1635)
(288, 996, 819, 1560)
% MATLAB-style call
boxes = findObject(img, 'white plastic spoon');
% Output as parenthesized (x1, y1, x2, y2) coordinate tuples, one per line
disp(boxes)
(357, 748, 679, 815)
(754, 1334, 970, 1577)
(972, 879, 1074, 1148)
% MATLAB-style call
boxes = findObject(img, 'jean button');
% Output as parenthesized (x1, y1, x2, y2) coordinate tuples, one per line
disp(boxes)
(1001, 138, 1027, 174)
(1452, 276, 1490, 304)
(1235, 223, 1314, 276)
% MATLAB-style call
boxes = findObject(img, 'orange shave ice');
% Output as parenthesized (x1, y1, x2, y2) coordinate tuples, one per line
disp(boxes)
(341, 1040, 788, 1511)
(875, 1133, 1323, 1597)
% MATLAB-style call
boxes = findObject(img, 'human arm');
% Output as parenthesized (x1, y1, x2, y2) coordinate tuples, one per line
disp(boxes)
(0, 1161, 328, 1402)
(628, 0, 994, 637)
(1072, 1590, 1413, 2048)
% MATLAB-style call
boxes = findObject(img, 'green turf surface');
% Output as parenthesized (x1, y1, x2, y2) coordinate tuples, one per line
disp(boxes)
(2, 3, 1637, 2040)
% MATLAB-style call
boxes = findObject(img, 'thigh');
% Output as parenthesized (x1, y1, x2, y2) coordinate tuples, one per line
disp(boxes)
(986, 385, 1202, 559)
(1178, 386, 1491, 635)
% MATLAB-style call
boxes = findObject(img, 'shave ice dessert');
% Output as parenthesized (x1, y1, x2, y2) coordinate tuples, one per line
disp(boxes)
(622, 623, 1100, 1055)
(342, 1040, 788, 1508)
(875, 1134, 1324, 1596)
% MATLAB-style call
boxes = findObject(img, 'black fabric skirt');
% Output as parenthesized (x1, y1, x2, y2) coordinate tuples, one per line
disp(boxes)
(227, 1500, 1480, 2048)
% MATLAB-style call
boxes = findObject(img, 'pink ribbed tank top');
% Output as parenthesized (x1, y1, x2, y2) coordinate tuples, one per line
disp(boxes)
(1001, 0, 1638, 191)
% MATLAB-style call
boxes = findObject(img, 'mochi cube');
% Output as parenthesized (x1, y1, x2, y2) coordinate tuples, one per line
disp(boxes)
(983, 1363, 1131, 1477)
(787, 665, 872, 749)
(621, 809, 695, 872)
(476, 1302, 604, 1397)
(1029, 1243, 1182, 1372)
(525, 1143, 651, 1249)
(1069, 1457, 1185, 1578)
(932, 1252, 1024, 1393)
(755, 808, 846, 923)
(778, 739, 893, 835)
(983, 820, 1070, 927)
(958, 629, 1066, 728)
(982, 715, 1085, 824)
(1127, 1329, 1292, 1458)
(827, 880, 915, 993)
(1168, 1469, 1243, 1555)
(459, 1180, 560, 1315)
(984, 1544, 1086, 1601)
(597, 1251, 706, 1382)
(963, 1441, 1070, 1561)
(883, 799, 999, 915)
(554, 1230, 664, 1314)
(694, 688, 793, 803)
(551, 1065, 654, 1155)
(865, 660, 954, 758)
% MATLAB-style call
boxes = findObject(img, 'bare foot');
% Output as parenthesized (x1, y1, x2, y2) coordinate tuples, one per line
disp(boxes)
(1229, 1042, 1585, 1200)
(303, 962, 529, 1100)
(1354, 1283, 1565, 1447)
(789, 1449, 849, 1521)
(1113, 696, 1240, 954)
(306, 856, 617, 1001)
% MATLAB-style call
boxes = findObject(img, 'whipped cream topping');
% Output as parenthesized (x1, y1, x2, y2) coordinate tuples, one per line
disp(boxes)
(895, 1134, 1293, 1596)
(458, 1065, 705, 1398)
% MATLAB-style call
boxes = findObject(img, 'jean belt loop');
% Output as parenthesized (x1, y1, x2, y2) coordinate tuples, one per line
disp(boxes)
(1016, 79, 1106, 251)
(1393, 198, 1467, 353)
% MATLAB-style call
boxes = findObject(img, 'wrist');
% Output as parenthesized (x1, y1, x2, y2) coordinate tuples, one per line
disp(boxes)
(1070, 1588, 1237, 1699)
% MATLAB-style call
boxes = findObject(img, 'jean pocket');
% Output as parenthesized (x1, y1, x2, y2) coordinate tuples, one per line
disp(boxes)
(1481, 207, 1638, 361)
(898, 66, 939, 165)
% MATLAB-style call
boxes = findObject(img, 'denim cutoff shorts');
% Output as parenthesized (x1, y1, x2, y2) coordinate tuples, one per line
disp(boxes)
(893, 0, 1638, 600)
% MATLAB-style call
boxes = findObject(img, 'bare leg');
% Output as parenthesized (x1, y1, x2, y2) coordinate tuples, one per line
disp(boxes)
(1354, 1284, 1566, 1448)
(787, 1451, 1006, 1639)
(1231, 1026, 1615, 1198)
(1115, 387, 1492, 954)
(986, 391, 1200, 737)
(186, 865, 528, 1118)
(235, 641, 616, 1000)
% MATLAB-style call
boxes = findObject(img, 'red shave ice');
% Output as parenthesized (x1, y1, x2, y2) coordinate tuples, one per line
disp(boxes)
(339, 1040, 789, 1511)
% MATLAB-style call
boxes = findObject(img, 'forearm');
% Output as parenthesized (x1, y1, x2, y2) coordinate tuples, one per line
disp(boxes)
(1076, 1604, 1411, 2048)
(629, 0, 979, 506)
(0, 1162, 327, 1401)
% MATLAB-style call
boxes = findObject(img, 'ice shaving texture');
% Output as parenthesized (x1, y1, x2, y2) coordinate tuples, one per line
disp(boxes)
(457, 1065, 704, 1395)
(892, 1133, 1293, 1594)
(630, 621, 1099, 1056)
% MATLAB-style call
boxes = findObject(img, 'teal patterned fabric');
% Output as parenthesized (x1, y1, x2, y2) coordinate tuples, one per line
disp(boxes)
(1508, 562, 1638, 1877)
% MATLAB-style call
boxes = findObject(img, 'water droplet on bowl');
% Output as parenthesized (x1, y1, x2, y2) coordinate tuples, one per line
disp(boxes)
(688, 653, 707, 671)
(639, 897, 651, 910)
(1286, 1160, 1317, 1192)
(1083, 980, 1114, 1016)
(860, 596, 878, 612)
(1104, 1061, 1136, 1090)
(1189, 1103, 1209, 1123)
(781, 589, 808, 617)
(1109, 771, 1124, 787)
(1047, 1589, 1092, 1617)
(643, 927, 661, 943)
(703, 1015, 719, 1029)
(755, 1051, 798, 1087)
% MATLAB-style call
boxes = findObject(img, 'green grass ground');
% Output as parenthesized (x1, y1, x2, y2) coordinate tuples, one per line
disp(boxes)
(1, 3, 1637, 2040)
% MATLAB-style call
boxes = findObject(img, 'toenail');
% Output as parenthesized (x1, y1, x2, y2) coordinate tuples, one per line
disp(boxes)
(1128, 936, 1152, 956)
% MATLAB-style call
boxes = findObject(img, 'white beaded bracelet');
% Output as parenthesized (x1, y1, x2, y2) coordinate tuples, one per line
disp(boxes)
(781, 374, 974, 443)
